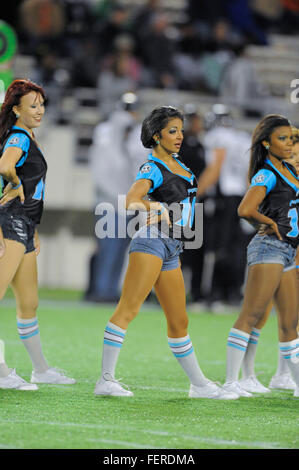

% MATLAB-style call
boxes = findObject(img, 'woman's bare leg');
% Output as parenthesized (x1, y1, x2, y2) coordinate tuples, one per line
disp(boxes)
(0, 239, 25, 377)
(273, 268, 299, 389)
(154, 266, 209, 387)
(98, 252, 162, 386)
(11, 251, 49, 373)
(226, 264, 283, 385)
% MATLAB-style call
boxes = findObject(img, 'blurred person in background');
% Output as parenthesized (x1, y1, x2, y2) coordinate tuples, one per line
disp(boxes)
(179, 105, 207, 305)
(0, 79, 75, 389)
(250, 0, 284, 34)
(92, 0, 120, 22)
(130, 0, 162, 59)
(226, 0, 269, 45)
(198, 18, 241, 95)
(197, 104, 252, 310)
(131, 0, 161, 33)
(278, 0, 299, 33)
(85, 92, 148, 303)
(95, 2, 131, 58)
(219, 42, 269, 116)
(96, 34, 142, 119)
(140, 12, 178, 89)
(70, 37, 101, 88)
(17, 0, 69, 57)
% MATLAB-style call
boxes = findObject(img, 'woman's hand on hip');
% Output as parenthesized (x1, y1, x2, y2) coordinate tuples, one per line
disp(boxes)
(0, 183, 25, 205)
(258, 221, 282, 240)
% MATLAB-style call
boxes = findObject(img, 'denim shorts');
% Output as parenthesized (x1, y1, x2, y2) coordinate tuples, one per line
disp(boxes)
(1, 213, 36, 254)
(247, 233, 296, 272)
(129, 225, 184, 271)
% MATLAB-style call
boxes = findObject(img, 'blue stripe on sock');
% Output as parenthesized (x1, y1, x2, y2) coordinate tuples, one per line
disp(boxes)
(173, 347, 194, 358)
(283, 353, 299, 359)
(251, 331, 260, 337)
(249, 339, 258, 344)
(104, 339, 123, 348)
(19, 330, 39, 340)
(230, 332, 249, 342)
(227, 342, 246, 351)
(168, 339, 190, 348)
(105, 326, 125, 338)
(17, 321, 38, 328)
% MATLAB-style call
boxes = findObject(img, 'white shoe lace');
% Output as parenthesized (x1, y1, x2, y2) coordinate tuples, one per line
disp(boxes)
(102, 372, 132, 392)
(204, 380, 232, 395)
(225, 381, 247, 394)
(11, 369, 27, 384)
(47, 367, 69, 377)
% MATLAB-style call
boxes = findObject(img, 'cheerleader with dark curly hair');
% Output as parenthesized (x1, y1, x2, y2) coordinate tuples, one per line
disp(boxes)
(94, 105, 238, 400)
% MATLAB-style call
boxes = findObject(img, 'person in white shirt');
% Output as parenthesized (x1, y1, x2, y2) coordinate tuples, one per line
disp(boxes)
(197, 104, 252, 307)
(85, 93, 148, 302)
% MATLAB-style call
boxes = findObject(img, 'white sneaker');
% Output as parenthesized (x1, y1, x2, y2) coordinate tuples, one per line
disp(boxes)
(239, 376, 271, 394)
(31, 367, 76, 384)
(223, 381, 253, 397)
(189, 381, 239, 400)
(294, 387, 299, 397)
(269, 373, 296, 391)
(0, 369, 38, 391)
(94, 374, 133, 397)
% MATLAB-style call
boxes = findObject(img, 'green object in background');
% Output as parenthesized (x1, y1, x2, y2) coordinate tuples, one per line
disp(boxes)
(0, 68, 13, 94)
(0, 21, 18, 110)
(0, 20, 17, 64)
(0, 21, 17, 192)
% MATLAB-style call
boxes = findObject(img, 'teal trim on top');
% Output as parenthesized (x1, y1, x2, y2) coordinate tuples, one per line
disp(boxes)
(11, 125, 44, 156)
(265, 158, 299, 194)
(148, 153, 194, 184)
(12, 125, 31, 137)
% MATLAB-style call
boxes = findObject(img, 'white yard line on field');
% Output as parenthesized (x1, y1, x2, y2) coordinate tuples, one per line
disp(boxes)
(86, 438, 157, 449)
(0, 418, 286, 449)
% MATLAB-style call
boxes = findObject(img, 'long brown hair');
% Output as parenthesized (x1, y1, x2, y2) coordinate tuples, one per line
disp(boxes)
(0, 78, 46, 143)
(248, 114, 291, 182)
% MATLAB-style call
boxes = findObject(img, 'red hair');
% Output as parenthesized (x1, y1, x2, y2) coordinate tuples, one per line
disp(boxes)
(0, 79, 46, 142)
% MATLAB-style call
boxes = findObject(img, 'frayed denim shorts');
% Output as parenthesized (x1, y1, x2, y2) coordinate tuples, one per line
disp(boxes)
(247, 234, 296, 272)
(1, 212, 35, 254)
(129, 225, 184, 271)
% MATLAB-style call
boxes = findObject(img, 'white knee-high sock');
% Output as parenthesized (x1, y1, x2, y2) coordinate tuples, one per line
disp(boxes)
(168, 335, 209, 387)
(226, 328, 250, 383)
(274, 344, 290, 376)
(279, 338, 299, 387)
(17, 317, 49, 373)
(101, 321, 126, 380)
(0, 339, 11, 378)
(275, 332, 299, 376)
(241, 328, 261, 378)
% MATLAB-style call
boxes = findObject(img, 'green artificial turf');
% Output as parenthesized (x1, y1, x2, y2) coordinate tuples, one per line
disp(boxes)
(0, 298, 298, 450)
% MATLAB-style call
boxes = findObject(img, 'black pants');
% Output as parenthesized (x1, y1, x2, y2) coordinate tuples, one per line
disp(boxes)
(209, 195, 251, 303)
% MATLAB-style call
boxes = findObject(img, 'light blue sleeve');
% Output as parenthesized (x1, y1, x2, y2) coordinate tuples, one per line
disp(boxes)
(3, 132, 30, 167)
(135, 162, 163, 193)
(250, 169, 277, 195)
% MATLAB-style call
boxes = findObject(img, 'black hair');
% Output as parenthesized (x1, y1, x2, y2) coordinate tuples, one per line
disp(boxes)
(248, 114, 292, 181)
(141, 105, 184, 148)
